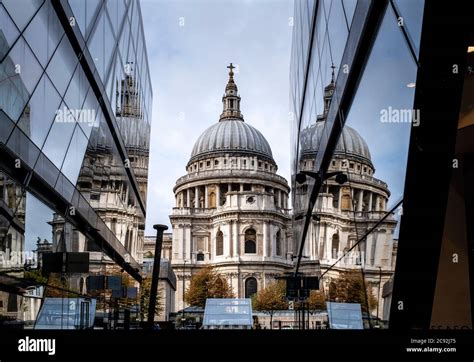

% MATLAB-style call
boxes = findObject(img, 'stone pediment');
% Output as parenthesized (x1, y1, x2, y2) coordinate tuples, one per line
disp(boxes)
(192, 225, 209, 233)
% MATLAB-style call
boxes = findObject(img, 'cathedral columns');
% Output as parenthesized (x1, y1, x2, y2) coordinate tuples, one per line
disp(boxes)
(233, 221, 239, 257)
(195, 187, 199, 208)
(368, 192, 373, 212)
(216, 184, 221, 207)
(375, 195, 380, 211)
(186, 189, 190, 208)
(205, 185, 209, 208)
(185, 225, 192, 260)
(226, 222, 232, 257)
(357, 189, 364, 212)
(263, 222, 269, 258)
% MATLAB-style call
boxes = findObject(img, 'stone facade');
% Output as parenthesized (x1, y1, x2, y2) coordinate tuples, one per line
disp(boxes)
(170, 65, 295, 312)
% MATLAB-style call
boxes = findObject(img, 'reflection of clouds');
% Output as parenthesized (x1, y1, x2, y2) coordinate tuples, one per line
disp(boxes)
(141, 0, 293, 233)
(24, 193, 54, 251)
(342, 9, 419, 207)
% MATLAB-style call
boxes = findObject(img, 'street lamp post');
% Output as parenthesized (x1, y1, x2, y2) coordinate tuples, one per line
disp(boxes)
(147, 224, 168, 330)
(182, 259, 187, 326)
(376, 266, 382, 327)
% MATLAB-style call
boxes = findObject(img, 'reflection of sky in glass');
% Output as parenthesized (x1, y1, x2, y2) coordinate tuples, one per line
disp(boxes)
(342, 4, 419, 209)
(24, 192, 54, 251)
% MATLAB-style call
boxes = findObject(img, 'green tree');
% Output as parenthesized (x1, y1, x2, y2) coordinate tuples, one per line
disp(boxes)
(184, 266, 234, 308)
(252, 280, 288, 329)
(139, 277, 163, 322)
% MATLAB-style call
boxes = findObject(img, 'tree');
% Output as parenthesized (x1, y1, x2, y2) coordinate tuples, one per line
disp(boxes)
(139, 277, 163, 322)
(184, 266, 234, 308)
(252, 280, 288, 329)
(307, 289, 326, 312)
(327, 271, 377, 313)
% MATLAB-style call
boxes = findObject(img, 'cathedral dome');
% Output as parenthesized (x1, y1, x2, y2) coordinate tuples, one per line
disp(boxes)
(300, 121, 372, 166)
(189, 63, 274, 165)
(189, 119, 274, 163)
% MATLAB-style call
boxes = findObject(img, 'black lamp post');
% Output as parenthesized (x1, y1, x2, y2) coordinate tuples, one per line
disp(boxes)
(147, 224, 168, 330)
(376, 266, 382, 327)
(182, 259, 187, 326)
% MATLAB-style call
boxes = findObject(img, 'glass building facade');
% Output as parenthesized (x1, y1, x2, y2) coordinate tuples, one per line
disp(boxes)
(290, 0, 421, 326)
(0, 0, 151, 326)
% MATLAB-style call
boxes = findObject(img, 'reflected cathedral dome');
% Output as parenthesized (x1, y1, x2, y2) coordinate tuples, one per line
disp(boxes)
(300, 122, 373, 168)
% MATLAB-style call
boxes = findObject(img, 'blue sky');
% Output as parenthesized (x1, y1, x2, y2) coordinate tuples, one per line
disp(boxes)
(140, 0, 419, 237)
(141, 0, 295, 234)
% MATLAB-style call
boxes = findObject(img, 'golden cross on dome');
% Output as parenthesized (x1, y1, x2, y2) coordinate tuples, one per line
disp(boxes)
(227, 63, 235, 75)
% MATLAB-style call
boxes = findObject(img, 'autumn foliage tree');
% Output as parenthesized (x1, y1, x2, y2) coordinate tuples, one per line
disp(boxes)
(307, 289, 326, 312)
(328, 271, 377, 313)
(184, 266, 234, 308)
(252, 280, 288, 328)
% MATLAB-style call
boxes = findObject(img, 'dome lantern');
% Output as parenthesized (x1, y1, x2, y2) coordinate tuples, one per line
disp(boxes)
(220, 63, 244, 121)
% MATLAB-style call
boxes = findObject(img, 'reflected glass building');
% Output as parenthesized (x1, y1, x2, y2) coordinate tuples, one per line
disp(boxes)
(290, 0, 474, 329)
(290, 0, 422, 323)
(0, 0, 151, 325)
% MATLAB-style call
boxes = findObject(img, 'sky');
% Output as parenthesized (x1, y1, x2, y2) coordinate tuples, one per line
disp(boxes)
(21, 0, 421, 250)
(141, 0, 295, 234)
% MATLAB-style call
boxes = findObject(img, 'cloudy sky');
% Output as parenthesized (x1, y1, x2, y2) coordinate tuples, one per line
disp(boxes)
(140, 0, 418, 236)
(141, 0, 295, 234)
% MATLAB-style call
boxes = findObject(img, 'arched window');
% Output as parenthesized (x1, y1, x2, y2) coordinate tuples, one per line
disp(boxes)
(245, 277, 258, 298)
(197, 252, 204, 261)
(216, 231, 224, 256)
(331, 234, 339, 259)
(276, 230, 281, 256)
(244, 228, 256, 254)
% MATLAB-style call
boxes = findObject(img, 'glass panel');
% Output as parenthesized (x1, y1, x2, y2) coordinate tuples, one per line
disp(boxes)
(60, 124, 88, 185)
(34, 152, 60, 186)
(87, 10, 112, 81)
(103, 14, 116, 82)
(393, 0, 425, 56)
(34, 298, 97, 329)
(342, 0, 357, 30)
(78, 87, 100, 138)
(68, 0, 86, 37)
(24, 191, 55, 252)
(85, 0, 101, 41)
(325, 0, 349, 72)
(17, 74, 61, 148)
(6, 125, 40, 167)
(64, 63, 89, 114)
(55, 173, 75, 203)
(0, 5, 20, 59)
(0, 109, 15, 143)
(24, 0, 64, 68)
(118, 17, 130, 63)
(46, 35, 78, 96)
(0, 51, 30, 122)
(41, 102, 77, 169)
(7, 36, 43, 94)
(2, 0, 43, 32)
